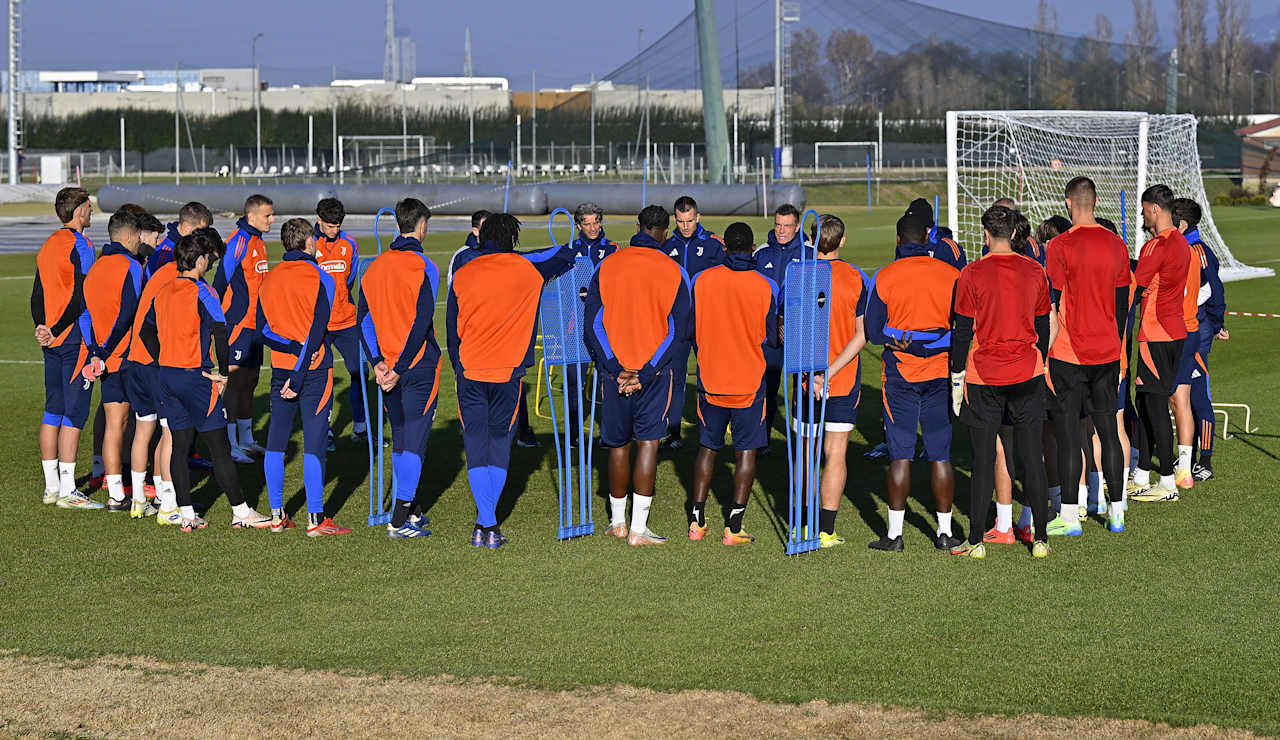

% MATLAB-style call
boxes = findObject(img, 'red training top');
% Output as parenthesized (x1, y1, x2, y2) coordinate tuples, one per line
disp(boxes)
(1133, 227, 1190, 342)
(953, 252, 1051, 386)
(1046, 224, 1131, 365)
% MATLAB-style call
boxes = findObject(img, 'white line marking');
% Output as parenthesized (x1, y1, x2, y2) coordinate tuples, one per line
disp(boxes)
(0, 274, 33, 280)
(0, 359, 42, 364)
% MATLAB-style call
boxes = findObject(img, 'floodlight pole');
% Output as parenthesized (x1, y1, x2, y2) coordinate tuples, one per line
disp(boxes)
(695, 0, 729, 183)
(174, 62, 180, 184)
(252, 32, 263, 171)
(6, 0, 19, 184)
(772, 0, 782, 179)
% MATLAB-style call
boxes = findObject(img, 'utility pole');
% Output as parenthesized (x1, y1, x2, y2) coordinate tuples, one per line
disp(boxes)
(1166, 48, 1178, 114)
(772, 0, 782, 179)
(175, 62, 180, 184)
(465, 26, 474, 182)
(252, 32, 264, 171)
(531, 70, 537, 180)
(695, 0, 729, 183)
(6, 0, 20, 184)
(589, 73, 596, 178)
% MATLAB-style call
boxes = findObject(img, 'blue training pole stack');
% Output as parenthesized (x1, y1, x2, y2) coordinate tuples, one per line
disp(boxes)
(781, 208, 830, 555)
(541, 208, 596, 540)
(366, 207, 395, 526)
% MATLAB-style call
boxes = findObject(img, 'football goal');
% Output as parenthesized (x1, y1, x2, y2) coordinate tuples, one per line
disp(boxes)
(946, 110, 1272, 281)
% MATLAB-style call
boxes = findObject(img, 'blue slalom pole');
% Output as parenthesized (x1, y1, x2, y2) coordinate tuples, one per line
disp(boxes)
(1120, 189, 1127, 245)
(367, 207, 395, 526)
(503, 159, 512, 211)
(866, 153, 872, 213)
(642, 156, 648, 207)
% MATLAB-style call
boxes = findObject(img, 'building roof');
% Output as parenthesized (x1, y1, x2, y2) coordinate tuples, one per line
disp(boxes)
(1235, 116, 1280, 138)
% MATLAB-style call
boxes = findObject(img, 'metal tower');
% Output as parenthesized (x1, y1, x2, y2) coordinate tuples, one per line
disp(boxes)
(7, 0, 20, 184)
(383, 0, 398, 82)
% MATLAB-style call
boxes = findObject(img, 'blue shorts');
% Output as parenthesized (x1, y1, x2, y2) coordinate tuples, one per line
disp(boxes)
(1117, 373, 1129, 413)
(1174, 332, 1200, 387)
(384, 362, 440, 460)
(228, 331, 263, 368)
(791, 388, 860, 435)
(265, 367, 333, 456)
(156, 367, 228, 433)
(600, 367, 675, 447)
(99, 367, 127, 405)
(883, 376, 951, 462)
(42, 342, 92, 429)
(698, 385, 767, 451)
(122, 361, 159, 420)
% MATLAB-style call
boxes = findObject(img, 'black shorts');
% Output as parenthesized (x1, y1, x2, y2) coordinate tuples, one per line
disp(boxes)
(960, 376, 1046, 429)
(1134, 339, 1183, 397)
(1047, 359, 1120, 419)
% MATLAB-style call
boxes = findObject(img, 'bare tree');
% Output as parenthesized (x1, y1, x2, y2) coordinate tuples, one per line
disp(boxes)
(1034, 0, 1064, 106)
(826, 29, 874, 107)
(1213, 0, 1250, 113)
(1125, 0, 1159, 108)
(790, 29, 829, 106)
(1176, 0, 1208, 107)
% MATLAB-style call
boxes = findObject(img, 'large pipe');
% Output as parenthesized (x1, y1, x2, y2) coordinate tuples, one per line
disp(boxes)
(98, 183, 805, 216)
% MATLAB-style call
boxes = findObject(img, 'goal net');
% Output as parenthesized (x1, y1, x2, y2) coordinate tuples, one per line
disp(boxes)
(946, 110, 1272, 281)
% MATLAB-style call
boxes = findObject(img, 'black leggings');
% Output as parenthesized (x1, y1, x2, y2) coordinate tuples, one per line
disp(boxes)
(1055, 414, 1125, 505)
(1137, 391, 1174, 476)
(970, 420, 1048, 544)
(168, 427, 245, 509)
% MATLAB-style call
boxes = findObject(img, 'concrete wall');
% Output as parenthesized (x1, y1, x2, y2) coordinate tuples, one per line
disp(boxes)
(21, 84, 512, 118)
(20, 85, 772, 118)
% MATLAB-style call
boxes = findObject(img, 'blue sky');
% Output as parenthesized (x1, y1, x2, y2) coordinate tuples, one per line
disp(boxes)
(14, 0, 1278, 88)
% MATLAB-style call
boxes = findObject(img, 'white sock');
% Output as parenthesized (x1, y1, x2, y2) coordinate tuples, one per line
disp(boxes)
(41, 459, 59, 493)
(131, 470, 148, 496)
(232, 502, 253, 517)
(1078, 484, 1088, 506)
(58, 462, 76, 498)
(1160, 473, 1175, 489)
(1133, 468, 1150, 486)
(609, 495, 627, 526)
(106, 474, 125, 502)
(630, 493, 653, 533)
(936, 510, 952, 536)
(887, 508, 904, 539)
(1109, 501, 1123, 517)
(1016, 505, 1033, 529)
(159, 481, 177, 511)
(353, 421, 367, 434)
(92, 455, 104, 477)
(1060, 503, 1077, 521)
(1177, 445, 1192, 472)
(227, 423, 239, 449)
(995, 504, 1012, 532)
(179, 505, 195, 520)
(237, 418, 255, 445)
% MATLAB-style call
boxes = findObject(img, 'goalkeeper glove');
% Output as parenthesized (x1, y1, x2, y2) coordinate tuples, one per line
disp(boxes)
(950, 371, 965, 417)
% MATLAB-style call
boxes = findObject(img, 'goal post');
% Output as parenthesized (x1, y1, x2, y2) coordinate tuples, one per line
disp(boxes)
(337, 135, 430, 184)
(813, 141, 880, 173)
(946, 110, 1273, 282)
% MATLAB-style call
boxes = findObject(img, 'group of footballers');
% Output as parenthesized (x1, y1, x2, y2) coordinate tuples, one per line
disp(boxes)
(31, 176, 1227, 554)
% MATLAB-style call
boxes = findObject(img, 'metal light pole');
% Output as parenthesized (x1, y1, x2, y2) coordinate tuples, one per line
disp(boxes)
(7, 0, 20, 184)
(252, 32, 263, 171)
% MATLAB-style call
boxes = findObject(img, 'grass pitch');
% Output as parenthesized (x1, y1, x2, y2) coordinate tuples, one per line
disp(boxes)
(0, 192, 1277, 734)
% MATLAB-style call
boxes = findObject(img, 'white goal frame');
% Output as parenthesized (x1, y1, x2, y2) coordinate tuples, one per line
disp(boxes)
(946, 110, 1273, 282)
(337, 135, 428, 184)
(814, 141, 880, 173)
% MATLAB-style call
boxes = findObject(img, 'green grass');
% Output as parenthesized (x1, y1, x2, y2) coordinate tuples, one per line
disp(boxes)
(0, 199, 1278, 733)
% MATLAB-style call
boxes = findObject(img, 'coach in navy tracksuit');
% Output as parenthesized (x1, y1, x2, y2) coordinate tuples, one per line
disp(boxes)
(658, 196, 727, 448)
(752, 203, 814, 451)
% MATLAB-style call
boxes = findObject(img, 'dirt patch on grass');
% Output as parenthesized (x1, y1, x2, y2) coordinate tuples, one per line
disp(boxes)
(0, 654, 1255, 738)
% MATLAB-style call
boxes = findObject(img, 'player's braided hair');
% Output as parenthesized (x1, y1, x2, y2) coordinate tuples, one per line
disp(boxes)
(478, 213, 522, 251)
